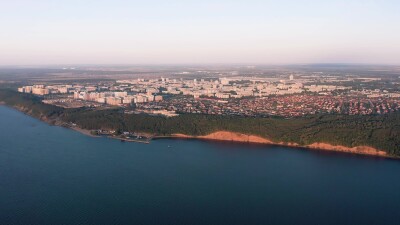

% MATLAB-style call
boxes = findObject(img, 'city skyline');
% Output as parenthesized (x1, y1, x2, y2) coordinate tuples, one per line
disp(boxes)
(1, 0, 400, 65)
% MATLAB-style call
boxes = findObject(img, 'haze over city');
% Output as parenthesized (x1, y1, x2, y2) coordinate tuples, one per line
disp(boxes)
(1, 0, 400, 65)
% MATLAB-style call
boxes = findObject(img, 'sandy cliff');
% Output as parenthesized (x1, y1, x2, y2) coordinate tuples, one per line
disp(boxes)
(306, 143, 387, 156)
(168, 131, 389, 157)
(1, 103, 392, 158)
(203, 131, 274, 143)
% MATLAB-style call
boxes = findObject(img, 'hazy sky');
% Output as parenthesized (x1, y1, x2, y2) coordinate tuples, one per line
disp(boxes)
(0, 0, 399, 65)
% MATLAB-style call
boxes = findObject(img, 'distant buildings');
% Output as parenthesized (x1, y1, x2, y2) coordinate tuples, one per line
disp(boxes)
(19, 85, 49, 95)
(16, 73, 400, 117)
(19, 84, 73, 95)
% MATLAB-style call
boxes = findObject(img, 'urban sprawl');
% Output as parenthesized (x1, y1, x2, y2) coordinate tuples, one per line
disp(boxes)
(18, 74, 400, 118)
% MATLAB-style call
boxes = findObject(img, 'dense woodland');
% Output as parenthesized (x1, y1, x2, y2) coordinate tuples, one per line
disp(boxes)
(1, 89, 399, 156)
(0, 89, 63, 118)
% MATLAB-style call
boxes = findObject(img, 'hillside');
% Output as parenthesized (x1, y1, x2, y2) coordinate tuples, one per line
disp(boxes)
(1, 89, 399, 157)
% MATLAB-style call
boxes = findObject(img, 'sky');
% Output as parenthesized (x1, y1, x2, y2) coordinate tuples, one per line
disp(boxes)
(0, 0, 399, 65)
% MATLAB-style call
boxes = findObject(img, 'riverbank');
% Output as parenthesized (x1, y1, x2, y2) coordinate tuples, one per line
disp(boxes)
(57, 125, 393, 158)
(60, 124, 151, 143)
(109, 136, 150, 144)
(155, 131, 393, 158)
(67, 125, 100, 138)
(0, 104, 396, 159)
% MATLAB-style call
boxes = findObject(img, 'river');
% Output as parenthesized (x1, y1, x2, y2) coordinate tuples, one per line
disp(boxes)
(0, 106, 399, 225)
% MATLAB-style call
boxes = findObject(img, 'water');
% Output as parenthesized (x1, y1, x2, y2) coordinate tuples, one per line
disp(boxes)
(1, 105, 400, 225)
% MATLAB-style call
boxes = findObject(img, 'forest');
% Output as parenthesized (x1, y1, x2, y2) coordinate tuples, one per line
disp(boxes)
(1, 89, 399, 156)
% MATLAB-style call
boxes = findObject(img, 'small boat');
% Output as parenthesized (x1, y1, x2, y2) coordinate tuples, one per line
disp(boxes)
(168, 145, 172, 148)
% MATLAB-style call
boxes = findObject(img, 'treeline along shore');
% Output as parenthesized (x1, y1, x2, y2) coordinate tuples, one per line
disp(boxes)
(1, 89, 399, 158)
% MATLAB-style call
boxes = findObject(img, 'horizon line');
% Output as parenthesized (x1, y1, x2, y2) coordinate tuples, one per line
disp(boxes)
(1, 63, 400, 68)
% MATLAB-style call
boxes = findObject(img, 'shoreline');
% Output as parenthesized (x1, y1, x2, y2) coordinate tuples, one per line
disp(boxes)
(154, 131, 396, 159)
(71, 127, 395, 158)
(109, 136, 150, 144)
(0, 104, 396, 159)
(66, 125, 101, 138)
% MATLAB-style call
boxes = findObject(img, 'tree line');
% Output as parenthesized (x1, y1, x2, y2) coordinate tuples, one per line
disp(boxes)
(1, 89, 399, 156)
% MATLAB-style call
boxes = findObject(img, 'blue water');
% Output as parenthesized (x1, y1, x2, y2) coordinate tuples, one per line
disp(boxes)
(1, 106, 400, 225)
